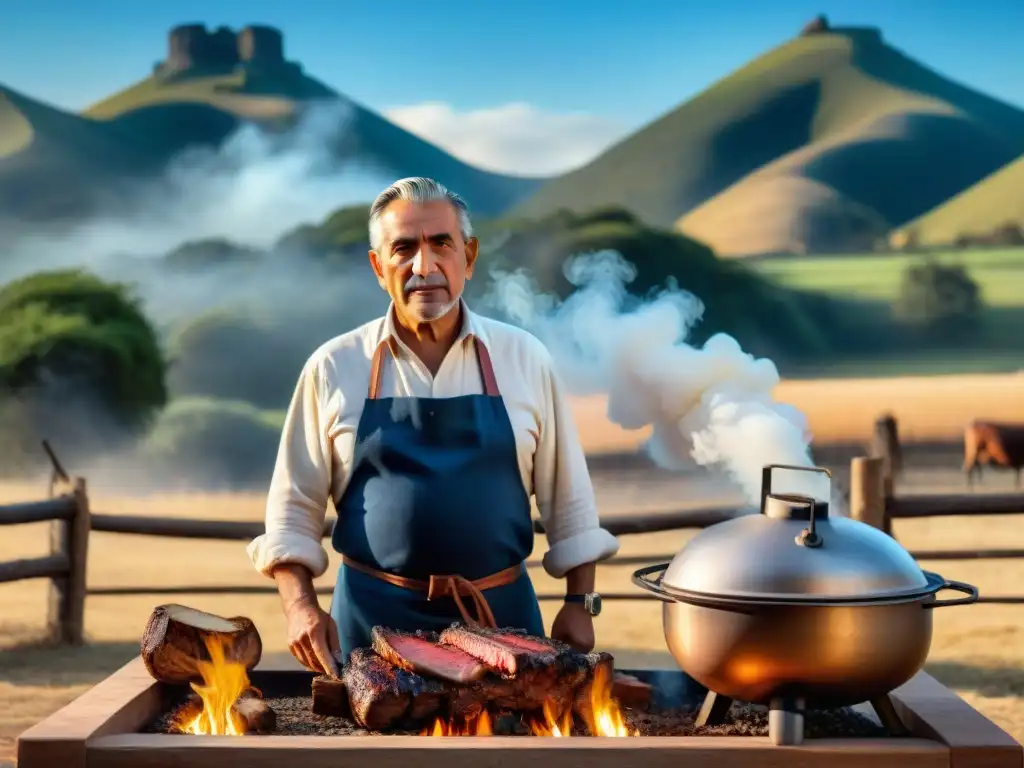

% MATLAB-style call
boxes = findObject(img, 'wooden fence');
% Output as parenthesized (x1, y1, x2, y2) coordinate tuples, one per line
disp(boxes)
(2, 416, 1023, 645)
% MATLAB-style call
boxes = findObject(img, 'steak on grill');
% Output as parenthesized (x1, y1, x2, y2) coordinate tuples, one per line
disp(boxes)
(371, 626, 487, 684)
(334, 647, 447, 730)
(313, 625, 626, 732)
(438, 625, 557, 676)
(433, 626, 611, 714)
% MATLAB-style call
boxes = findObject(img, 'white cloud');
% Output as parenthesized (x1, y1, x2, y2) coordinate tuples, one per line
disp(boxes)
(383, 101, 627, 177)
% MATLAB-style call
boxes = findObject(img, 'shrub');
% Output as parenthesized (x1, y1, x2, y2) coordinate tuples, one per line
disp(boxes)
(138, 397, 284, 488)
(0, 269, 167, 473)
(166, 310, 307, 409)
(894, 258, 984, 339)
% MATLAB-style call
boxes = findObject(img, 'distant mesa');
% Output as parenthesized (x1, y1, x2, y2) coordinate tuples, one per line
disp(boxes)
(800, 15, 830, 35)
(799, 15, 882, 43)
(154, 23, 302, 80)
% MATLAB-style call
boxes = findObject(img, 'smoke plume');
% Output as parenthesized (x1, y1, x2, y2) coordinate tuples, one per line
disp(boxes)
(0, 101, 392, 489)
(481, 250, 840, 511)
(3, 102, 835, 505)
(0, 100, 390, 325)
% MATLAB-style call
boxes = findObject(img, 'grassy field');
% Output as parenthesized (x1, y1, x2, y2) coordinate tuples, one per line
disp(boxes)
(3, 372, 1024, 764)
(891, 156, 1024, 248)
(751, 247, 1024, 377)
(752, 247, 1024, 305)
(569, 371, 1024, 454)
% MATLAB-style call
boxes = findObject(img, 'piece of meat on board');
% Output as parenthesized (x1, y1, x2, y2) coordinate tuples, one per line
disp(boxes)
(334, 648, 446, 730)
(438, 625, 557, 676)
(612, 673, 654, 710)
(372, 627, 487, 684)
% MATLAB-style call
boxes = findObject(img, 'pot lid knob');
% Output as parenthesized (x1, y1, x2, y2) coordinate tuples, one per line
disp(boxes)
(760, 464, 832, 548)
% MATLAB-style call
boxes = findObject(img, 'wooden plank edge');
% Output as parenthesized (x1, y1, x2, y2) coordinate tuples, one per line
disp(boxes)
(86, 733, 948, 768)
(16, 657, 162, 768)
(891, 671, 1023, 768)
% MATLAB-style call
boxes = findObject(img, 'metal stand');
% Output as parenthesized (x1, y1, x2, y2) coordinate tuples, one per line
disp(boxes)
(869, 694, 909, 736)
(768, 697, 806, 745)
(694, 691, 733, 727)
(696, 689, 909, 745)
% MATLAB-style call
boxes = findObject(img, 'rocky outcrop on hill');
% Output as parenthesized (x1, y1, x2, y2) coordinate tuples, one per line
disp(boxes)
(154, 24, 300, 78)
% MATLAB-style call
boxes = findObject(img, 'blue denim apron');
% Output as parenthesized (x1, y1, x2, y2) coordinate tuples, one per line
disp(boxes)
(329, 335, 545, 659)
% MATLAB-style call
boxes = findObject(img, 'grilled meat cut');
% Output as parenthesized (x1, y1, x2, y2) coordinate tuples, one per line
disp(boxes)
(372, 627, 487, 684)
(435, 626, 610, 714)
(311, 624, 627, 732)
(330, 648, 447, 730)
(438, 625, 557, 676)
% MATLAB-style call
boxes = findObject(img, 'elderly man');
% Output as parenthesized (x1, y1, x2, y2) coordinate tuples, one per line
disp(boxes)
(247, 177, 619, 677)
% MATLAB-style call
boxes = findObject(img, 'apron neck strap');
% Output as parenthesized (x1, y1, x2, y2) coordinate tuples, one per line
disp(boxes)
(368, 335, 501, 399)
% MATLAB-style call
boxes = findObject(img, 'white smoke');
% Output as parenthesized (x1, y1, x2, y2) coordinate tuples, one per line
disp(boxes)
(0, 100, 395, 489)
(0, 100, 391, 326)
(482, 249, 841, 511)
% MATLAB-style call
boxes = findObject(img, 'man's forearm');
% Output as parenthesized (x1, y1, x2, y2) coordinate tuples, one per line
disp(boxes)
(564, 562, 596, 595)
(272, 563, 320, 612)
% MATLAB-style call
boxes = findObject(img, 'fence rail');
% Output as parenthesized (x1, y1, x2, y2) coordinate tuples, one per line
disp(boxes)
(2, 413, 1023, 645)
(86, 506, 745, 542)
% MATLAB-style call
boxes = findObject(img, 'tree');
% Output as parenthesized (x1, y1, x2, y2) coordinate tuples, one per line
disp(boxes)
(893, 258, 984, 339)
(167, 310, 306, 409)
(138, 397, 283, 488)
(0, 269, 168, 473)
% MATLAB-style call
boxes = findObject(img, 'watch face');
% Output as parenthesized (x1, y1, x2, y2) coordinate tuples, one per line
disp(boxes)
(586, 593, 602, 616)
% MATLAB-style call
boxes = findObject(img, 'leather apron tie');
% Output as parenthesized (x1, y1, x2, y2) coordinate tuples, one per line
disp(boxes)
(339, 554, 523, 629)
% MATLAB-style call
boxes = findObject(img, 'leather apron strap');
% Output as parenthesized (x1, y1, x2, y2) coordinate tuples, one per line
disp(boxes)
(340, 555, 523, 629)
(368, 336, 500, 400)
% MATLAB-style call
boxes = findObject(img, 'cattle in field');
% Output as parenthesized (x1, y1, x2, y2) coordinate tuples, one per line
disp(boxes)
(963, 420, 1024, 489)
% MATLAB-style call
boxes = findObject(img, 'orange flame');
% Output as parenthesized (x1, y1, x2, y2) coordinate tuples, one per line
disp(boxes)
(421, 710, 493, 736)
(580, 663, 639, 737)
(530, 700, 574, 737)
(421, 663, 640, 737)
(172, 635, 249, 736)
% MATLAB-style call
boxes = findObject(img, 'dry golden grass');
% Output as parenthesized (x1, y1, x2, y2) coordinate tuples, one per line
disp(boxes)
(568, 371, 1024, 453)
(3, 372, 1024, 763)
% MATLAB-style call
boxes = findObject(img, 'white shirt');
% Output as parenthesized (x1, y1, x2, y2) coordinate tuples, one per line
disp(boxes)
(246, 299, 620, 581)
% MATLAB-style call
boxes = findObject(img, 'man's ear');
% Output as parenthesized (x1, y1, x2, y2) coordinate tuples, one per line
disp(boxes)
(368, 250, 387, 289)
(464, 237, 480, 280)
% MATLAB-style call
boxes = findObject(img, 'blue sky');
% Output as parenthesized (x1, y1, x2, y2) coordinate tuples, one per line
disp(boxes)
(3, 0, 1022, 174)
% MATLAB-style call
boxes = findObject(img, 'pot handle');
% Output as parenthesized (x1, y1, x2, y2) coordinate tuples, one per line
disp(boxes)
(632, 563, 671, 600)
(923, 579, 979, 608)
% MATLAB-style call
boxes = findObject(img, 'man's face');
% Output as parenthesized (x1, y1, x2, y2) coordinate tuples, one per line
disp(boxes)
(369, 199, 479, 325)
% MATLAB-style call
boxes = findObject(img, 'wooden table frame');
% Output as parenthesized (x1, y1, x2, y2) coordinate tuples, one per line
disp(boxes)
(17, 656, 1023, 768)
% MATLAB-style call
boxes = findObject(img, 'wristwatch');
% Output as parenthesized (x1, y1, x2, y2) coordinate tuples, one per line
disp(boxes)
(564, 592, 602, 616)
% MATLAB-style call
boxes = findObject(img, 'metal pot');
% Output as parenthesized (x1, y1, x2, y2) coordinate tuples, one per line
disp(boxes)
(632, 464, 978, 742)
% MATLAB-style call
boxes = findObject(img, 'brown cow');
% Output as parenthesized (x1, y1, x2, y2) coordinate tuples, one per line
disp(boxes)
(963, 420, 1024, 489)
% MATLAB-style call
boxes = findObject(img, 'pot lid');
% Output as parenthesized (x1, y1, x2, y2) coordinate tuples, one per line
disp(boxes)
(661, 465, 930, 603)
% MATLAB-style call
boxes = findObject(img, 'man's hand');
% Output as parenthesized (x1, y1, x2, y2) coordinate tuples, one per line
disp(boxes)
(284, 598, 341, 677)
(550, 602, 595, 652)
(273, 563, 340, 677)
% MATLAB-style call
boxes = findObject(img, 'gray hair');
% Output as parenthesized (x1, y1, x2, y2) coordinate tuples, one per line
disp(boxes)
(368, 177, 474, 252)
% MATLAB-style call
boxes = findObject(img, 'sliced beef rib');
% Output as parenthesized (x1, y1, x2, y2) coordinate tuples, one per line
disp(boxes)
(371, 626, 487, 684)
(438, 625, 557, 676)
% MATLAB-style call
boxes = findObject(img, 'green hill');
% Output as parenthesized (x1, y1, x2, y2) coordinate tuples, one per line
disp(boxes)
(0, 84, 166, 221)
(889, 154, 1024, 247)
(511, 24, 1024, 257)
(0, 24, 543, 223)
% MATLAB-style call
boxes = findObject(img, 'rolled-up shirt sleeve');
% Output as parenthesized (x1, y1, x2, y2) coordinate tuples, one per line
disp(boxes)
(247, 356, 334, 578)
(532, 347, 620, 578)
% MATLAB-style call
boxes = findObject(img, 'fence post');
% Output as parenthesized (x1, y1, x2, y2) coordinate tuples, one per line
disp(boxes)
(850, 456, 890, 534)
(47, 477, 91, 644)
(869, 413, 900, 502)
